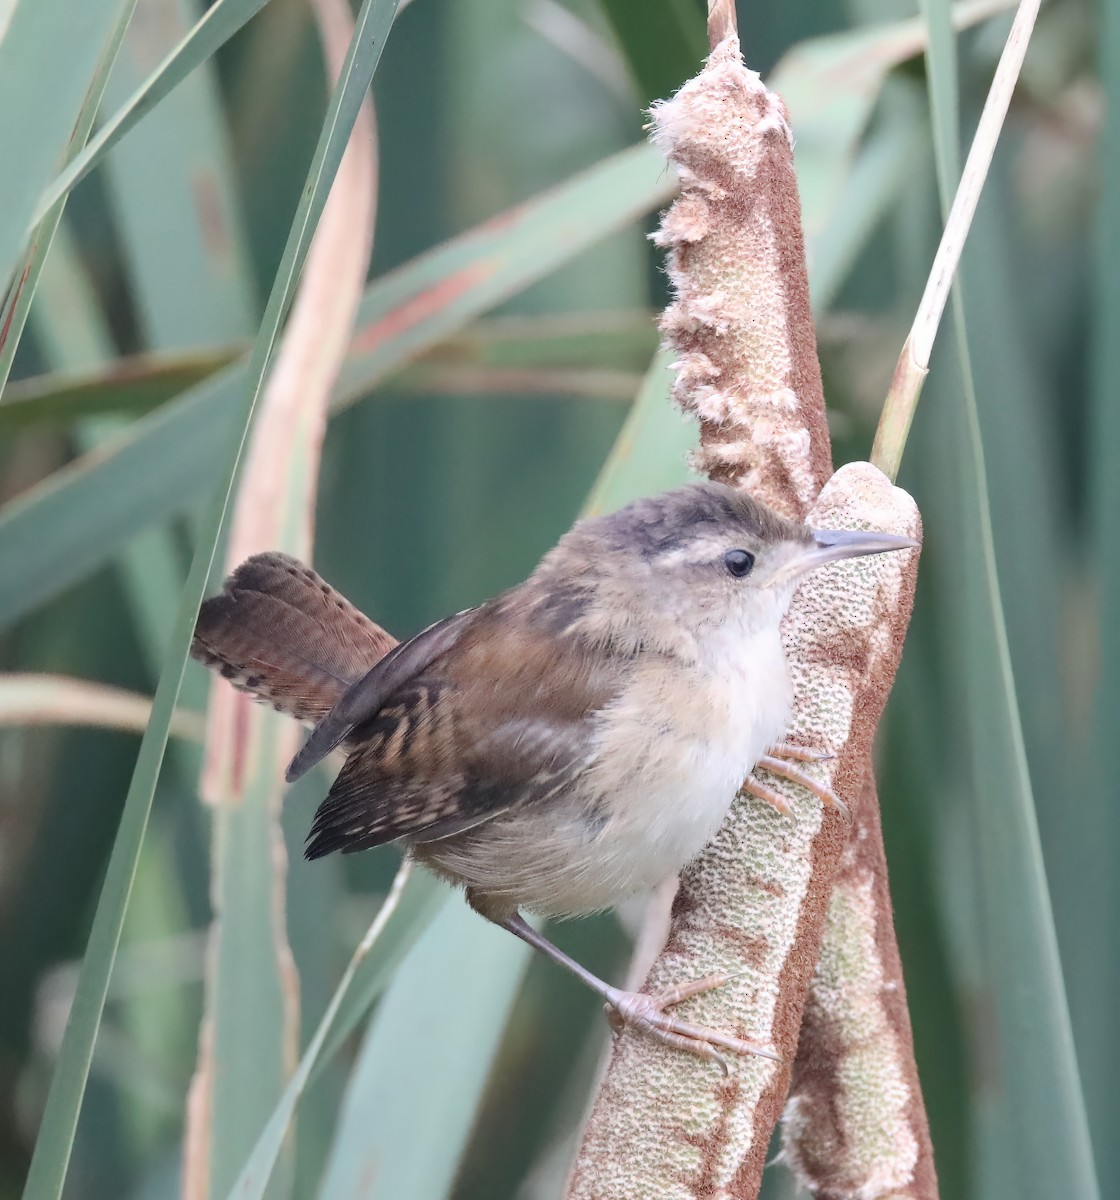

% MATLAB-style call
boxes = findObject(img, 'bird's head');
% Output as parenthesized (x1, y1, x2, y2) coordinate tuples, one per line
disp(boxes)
(526, 482, 917, 658)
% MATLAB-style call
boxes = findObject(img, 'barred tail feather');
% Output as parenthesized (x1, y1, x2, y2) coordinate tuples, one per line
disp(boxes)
(191, 552, 397, 724)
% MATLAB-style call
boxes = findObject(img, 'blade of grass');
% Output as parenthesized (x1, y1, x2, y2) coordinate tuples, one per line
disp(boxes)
(870, 0, 1040, 480)
(771, 0, 1014, 244)
(225, 862, 449, 1200)
(949, 155, 1078, 1163)
(29, 0, 277, 227)
(316, 900, 533, 1200)
(0, 364, 241, 630)
(0, 0, 133, 294)
(582, 349, 692, 515)
(183, 0, 377, 1186)
(333, 144, 671, 400)
(1086, 0, 1120, 1177)
(390, 364, 640, 398)
(0, 142, 674, 630)
(0, 313, 654, 432)
(806, 93, 922, 313)
(101, 0, 257, 347)
(21, 1, 401, 1194)
(28, 51, 248, 684)
(27, 0, 418, 237)
(0, 1, 135, 391)
(416, 311, 656, 372)
(311, 871, 449, 1069)
(900, 2, 1100, 1195)
(0, 348, 241, 429)
(27, 162, 199, 738)
(21, 128, 214, 1180)
(25, 220, 114, 368)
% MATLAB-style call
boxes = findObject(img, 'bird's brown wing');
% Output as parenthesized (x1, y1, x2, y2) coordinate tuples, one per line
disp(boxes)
(304, 601, 619, 858)
(285, 608, 476, 782)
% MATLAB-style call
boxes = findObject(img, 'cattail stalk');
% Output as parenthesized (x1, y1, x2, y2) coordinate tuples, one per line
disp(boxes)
(566, 28, 934, 1200)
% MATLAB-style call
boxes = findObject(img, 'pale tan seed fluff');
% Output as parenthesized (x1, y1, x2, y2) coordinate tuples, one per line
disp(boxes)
(650, 34, 832, 521)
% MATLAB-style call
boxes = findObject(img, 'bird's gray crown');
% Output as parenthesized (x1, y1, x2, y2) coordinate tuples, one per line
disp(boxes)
(575, 482, 809, 559)
(517, 483, 813, 639)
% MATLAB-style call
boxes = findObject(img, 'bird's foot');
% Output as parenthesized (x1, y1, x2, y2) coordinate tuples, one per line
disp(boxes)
(743, 741, 848, 820)
(602, 974, 781, 1075)
(490, 911, 780, 1075)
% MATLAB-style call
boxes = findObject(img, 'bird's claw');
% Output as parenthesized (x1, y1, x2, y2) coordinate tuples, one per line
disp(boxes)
(603, 973, 781, 1075)
(768, 740, 834, 764)
(742, 742, 850, 820)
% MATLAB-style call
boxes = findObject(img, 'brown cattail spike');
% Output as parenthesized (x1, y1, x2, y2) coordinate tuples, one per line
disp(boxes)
(650, 35, 832, 521)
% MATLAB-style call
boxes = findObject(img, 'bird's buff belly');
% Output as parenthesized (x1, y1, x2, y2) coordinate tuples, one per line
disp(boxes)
(415, 747, 746, 918)
(417, 650, 789, 917)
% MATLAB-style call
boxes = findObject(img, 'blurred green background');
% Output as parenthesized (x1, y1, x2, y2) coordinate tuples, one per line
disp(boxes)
(0, 0, 1111, 1196)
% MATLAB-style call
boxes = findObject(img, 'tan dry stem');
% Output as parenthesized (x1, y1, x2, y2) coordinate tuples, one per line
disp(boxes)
(182, 0, 376, 1193)
(870, 0, 1042, 482)
(707, 0, 737, 49)
(650, 34, 831, 521)
(199, 0, 377, 807)
(566, 464, 921, 1200)
(0, 673, 204, 742)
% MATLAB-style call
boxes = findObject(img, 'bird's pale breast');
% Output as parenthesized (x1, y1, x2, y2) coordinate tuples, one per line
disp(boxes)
(419, 621, 793, 916)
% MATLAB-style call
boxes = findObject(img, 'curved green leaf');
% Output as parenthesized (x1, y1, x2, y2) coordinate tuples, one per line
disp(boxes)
(317, 901, 531, 1200)
(21, 0, 402, 1193)
(0, 0, 132, 293)
(29, 0, 275, 227)
(0, 143, 674, 629)
(225, 864, 448, 1200)
(0, 1, 134, 392)
(917, 3, 1100, 1195)
(1086, 0, 1120, 1177)
(0, 349, 241, 429)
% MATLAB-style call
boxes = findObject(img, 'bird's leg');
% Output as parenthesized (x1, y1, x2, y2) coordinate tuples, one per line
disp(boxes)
(489, 907, 780, 1074)
(745, 741, 849, 819)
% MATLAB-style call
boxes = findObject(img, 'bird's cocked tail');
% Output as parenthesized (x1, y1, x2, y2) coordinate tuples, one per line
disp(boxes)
(191, 552, 397, 724)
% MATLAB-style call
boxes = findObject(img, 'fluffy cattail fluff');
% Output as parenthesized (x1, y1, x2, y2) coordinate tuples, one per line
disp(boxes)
(650, 34, 832, 521)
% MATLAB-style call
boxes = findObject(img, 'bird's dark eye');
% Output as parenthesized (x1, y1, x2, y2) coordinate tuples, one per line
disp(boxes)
(724, 549, 755, 578)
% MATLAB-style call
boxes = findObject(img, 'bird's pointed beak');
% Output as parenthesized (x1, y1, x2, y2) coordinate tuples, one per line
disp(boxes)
(767, 528, 919, 589)
(809, 527, 920, 563)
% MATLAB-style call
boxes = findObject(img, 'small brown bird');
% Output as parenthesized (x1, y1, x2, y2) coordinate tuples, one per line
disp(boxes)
(192, 483, 914, 1067)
